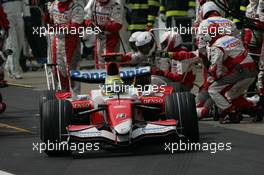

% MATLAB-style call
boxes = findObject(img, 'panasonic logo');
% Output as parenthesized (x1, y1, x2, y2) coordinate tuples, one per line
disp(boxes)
(71, 67, 150, 80)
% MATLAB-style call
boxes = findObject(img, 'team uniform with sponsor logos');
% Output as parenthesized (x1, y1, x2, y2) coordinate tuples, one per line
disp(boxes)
(207, 35, 257, 115)
(48, 0, 84, 91)
(84, 0, 124, 69)
(196, 16, 238, 118)
(197, 16, 238, 50)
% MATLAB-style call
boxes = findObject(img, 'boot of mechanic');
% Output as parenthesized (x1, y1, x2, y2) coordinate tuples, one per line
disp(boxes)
(218, 94, 264, 124)
(218, 108, 242, 124)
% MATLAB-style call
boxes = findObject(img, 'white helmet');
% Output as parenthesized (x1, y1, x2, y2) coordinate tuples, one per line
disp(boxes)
(135, 31, 156, 57)
(160, 30, 182, 51)
(201, 1, 222, 19)
(129, 32, 143, 51)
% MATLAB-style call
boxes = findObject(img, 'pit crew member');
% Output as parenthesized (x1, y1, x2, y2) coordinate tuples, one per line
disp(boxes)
(84, 0, 124, 69)
(195, 1, 238, 119)
(160, 30, 199, 91)
(48, 0, 84, 92)
(204, 24, 262, 123)
(1, 0, 30, 79)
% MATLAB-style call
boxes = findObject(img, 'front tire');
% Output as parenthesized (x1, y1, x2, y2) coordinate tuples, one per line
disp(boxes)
(165, 92, 199, 142)
(41, 99, 73, 156)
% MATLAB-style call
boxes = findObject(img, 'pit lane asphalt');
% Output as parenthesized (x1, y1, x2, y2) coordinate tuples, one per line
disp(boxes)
(0, 86, 264, 175)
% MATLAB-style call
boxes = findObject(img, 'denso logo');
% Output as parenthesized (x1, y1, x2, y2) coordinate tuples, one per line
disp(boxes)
(143, 99, 163, 104)
(71, 67, 150, 80)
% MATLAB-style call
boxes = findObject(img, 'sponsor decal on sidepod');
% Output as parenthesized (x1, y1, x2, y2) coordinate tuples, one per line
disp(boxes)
(71, 67, 151, 80)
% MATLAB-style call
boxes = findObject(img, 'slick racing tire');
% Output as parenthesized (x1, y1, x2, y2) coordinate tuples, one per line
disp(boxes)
(165, 92, 199, 142)
(39, 90, 56, 115)
(41, 99, 73, 157)
(151, 75, 171, 86)
(39, 90, 56, 143)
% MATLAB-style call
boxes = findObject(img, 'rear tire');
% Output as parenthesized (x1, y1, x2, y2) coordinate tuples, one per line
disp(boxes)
(165, 92, 199, 142)
(41, 99, 73, 156)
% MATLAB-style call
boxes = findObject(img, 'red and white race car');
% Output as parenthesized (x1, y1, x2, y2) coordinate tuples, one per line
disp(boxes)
(40, 60, 199, 156)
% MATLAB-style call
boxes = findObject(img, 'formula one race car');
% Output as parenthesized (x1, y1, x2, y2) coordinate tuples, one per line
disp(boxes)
(40, 59, 199, 156)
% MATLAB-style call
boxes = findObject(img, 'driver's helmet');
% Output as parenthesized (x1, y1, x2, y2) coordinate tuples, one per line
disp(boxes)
(129, 32, 143, 52)
(160, 30, 183, 51)
(135, 31, 156, 57)
(103, 75, 125, 95)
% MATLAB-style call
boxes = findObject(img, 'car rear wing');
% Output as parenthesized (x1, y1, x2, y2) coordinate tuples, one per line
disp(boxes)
(70, 66, 151, 83)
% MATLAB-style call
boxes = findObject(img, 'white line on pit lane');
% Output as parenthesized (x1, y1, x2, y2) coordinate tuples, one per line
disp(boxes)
(0, 170, 14, 175)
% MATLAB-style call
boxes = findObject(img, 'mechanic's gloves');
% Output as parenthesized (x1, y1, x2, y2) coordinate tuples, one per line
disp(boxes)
(164, 72, 182, 82)
(161, 51, 195, 61)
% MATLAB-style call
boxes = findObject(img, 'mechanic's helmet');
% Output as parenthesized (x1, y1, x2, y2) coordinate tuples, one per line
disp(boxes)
(201, 1, 222, 19)
(135, 31, 156, 57)
(129, 32, 142, 52)
(160, 30, 183, 51)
